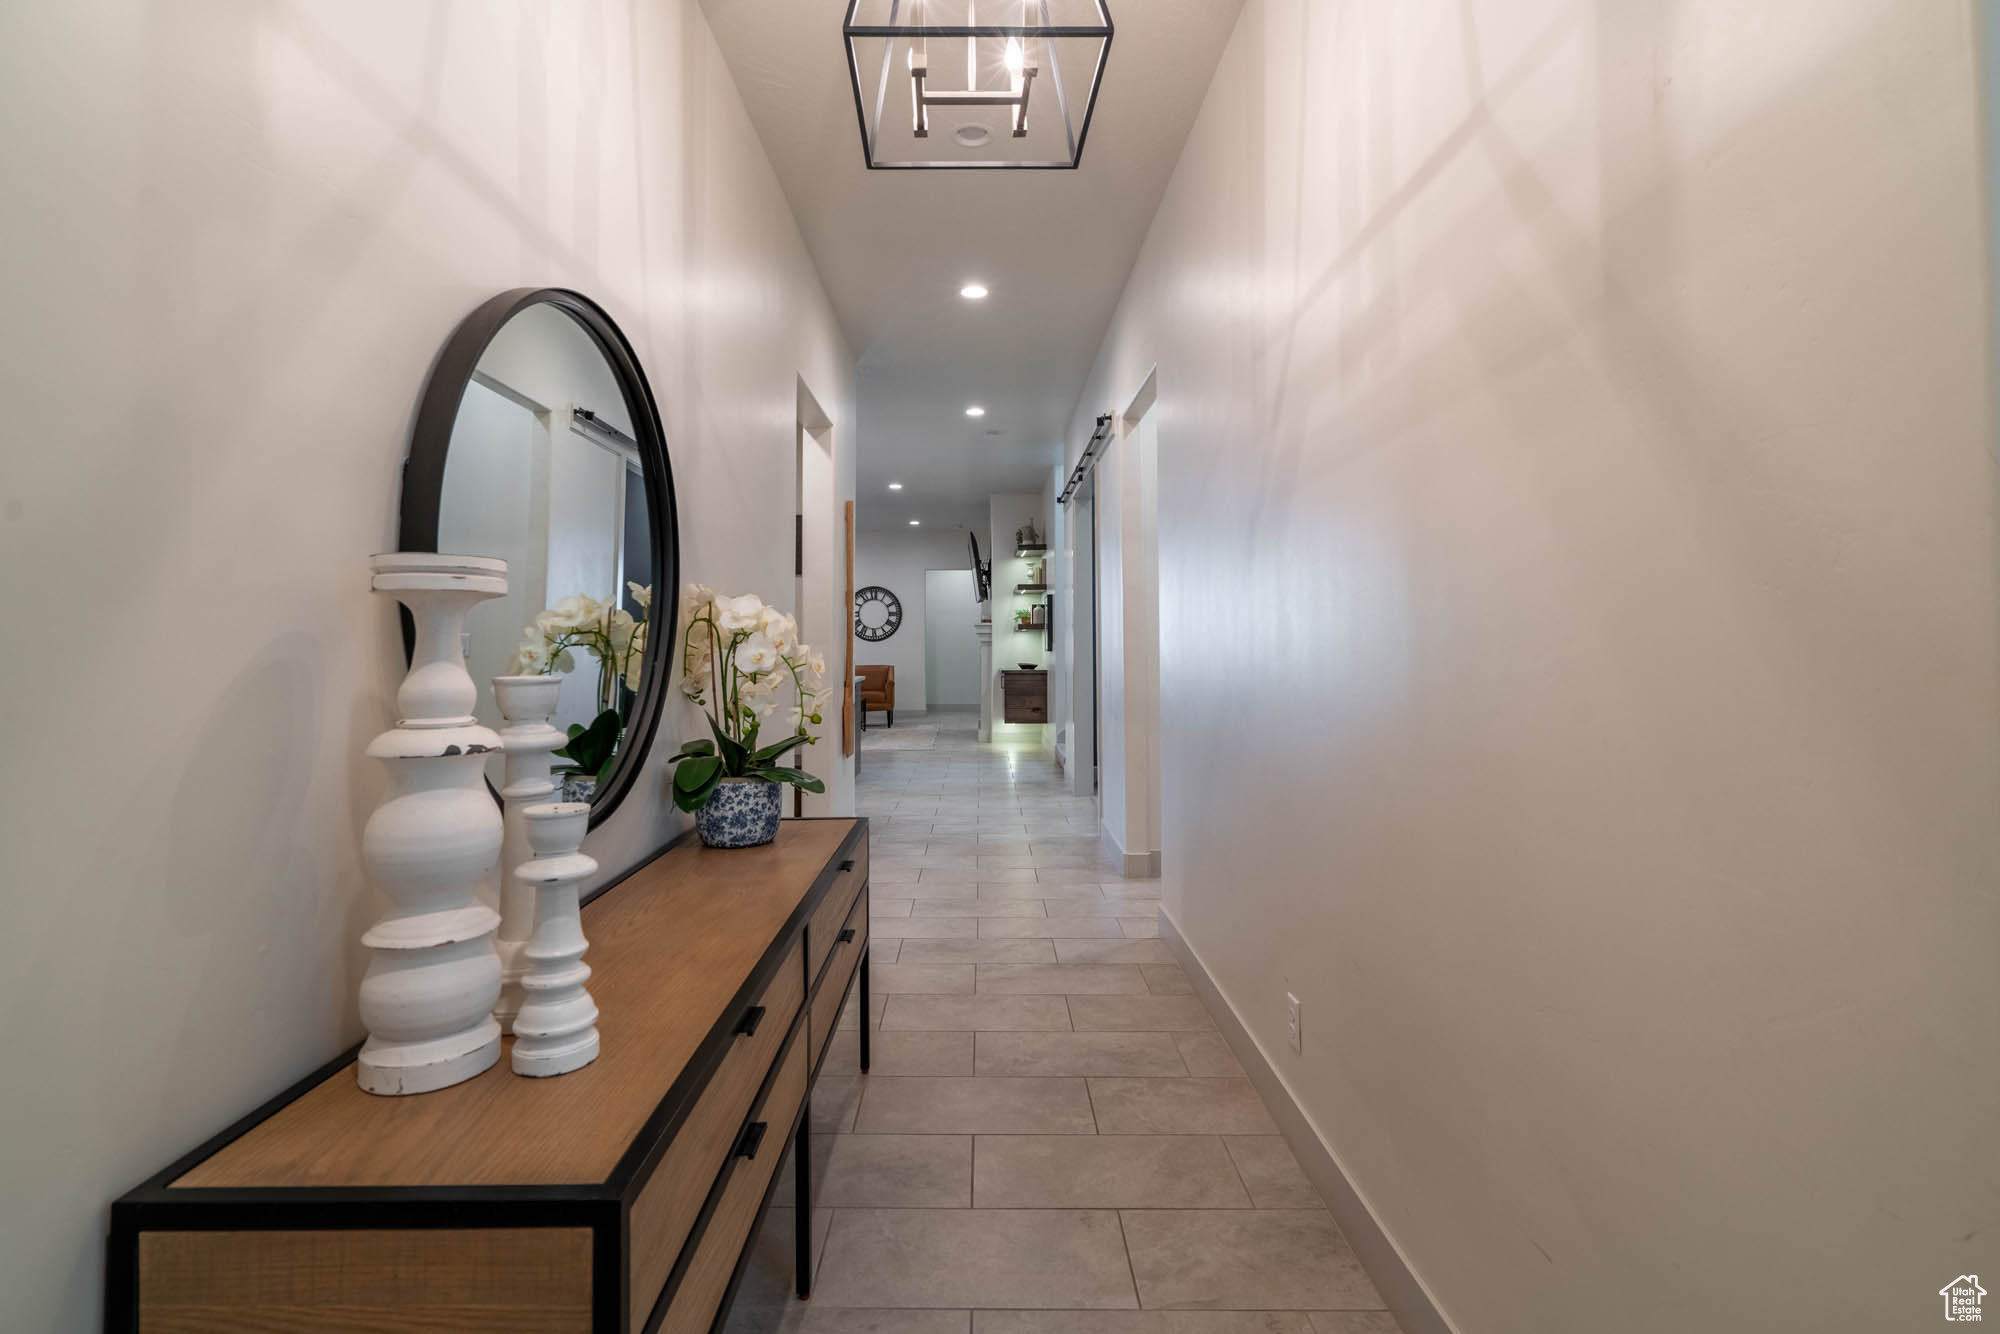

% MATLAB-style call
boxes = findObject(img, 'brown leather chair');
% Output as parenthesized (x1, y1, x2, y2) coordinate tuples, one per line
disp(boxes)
(856, 664, 895, 728)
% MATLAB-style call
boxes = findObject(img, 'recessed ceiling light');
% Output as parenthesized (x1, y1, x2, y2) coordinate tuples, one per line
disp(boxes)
(953, 125, 992, 149)
(887, 482, 904, 490)
(909, 519, 921, 526)
(965, 405, 986, 418)
(960, 283, 989, 300)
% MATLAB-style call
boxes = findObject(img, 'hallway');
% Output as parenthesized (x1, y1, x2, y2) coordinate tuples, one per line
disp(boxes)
(726, 715, 1400, 1332)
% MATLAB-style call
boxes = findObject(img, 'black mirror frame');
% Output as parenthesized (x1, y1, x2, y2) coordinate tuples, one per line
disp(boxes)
(398, 287, 680, 831)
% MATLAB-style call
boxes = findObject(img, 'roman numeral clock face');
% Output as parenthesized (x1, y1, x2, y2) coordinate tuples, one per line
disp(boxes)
(854, 585, 902, 642)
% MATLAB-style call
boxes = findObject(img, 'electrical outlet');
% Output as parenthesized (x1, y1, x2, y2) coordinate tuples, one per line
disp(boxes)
(1286, 992, 1302, 1054)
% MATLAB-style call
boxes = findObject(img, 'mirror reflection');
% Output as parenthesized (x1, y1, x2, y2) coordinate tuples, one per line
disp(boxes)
(437, 304, 655, 799)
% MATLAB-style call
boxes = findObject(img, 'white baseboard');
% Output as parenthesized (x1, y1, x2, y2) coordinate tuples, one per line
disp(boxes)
(1098, 820, 1162, 879)
(1160, 909, 1457, 1334)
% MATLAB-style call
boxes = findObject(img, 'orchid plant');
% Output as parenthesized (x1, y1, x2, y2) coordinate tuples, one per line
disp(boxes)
(665, 585, 829, 812)
(508, 583, 652, 786)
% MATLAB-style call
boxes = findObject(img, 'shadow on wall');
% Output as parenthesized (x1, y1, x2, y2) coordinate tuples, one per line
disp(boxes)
(1133, 3, 1997, 1332)
(56, 635, 358, 1322)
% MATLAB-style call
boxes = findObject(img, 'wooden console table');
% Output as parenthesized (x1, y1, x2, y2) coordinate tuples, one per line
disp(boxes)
(107, 817, 871, 1334)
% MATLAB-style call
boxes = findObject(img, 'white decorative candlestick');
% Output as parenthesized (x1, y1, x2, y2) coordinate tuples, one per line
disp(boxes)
(358, 553, 508, 1096)
(512, 802, 601, 1078)
(491, 674, 565, 1034)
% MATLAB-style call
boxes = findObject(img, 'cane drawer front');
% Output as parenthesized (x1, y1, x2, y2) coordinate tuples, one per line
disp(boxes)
(805, 843, 867, 982)
(809, 889, 868, 1073)
(628, 938, 804, 1331)
(136, 1227, 594, 1333)
(654, 1030, 809, 1334)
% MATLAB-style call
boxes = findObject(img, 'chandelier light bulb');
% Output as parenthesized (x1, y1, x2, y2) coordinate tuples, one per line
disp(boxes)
(965, 405, 986, 417)
(888, 482, 904, 490)
(910, 519, 922, 526)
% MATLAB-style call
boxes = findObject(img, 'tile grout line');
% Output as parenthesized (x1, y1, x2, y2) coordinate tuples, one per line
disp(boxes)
(1114, 1206, 1145, 1311)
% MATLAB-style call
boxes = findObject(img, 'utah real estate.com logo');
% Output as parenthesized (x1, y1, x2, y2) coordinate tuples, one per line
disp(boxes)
(1942, 1275, 1988, 1322)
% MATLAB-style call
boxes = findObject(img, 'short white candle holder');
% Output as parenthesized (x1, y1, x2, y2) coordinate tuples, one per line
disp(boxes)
(357, 553, 508, 1096)
(511, 802, 601, 1078)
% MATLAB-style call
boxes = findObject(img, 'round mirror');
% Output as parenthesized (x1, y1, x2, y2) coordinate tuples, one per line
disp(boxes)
(400, 288, 678, 828)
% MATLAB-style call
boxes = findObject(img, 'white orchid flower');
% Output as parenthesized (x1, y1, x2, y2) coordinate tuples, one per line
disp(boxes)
(717, 593, 765, 632)
(507, 639, 548, 675)
(737, 632, 781, 676)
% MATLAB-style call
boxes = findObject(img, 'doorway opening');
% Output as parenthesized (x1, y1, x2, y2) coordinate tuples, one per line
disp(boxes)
(924, 568, 981, 713)
(793, 378, 837, 817)
(1081, 370, 1161, 875)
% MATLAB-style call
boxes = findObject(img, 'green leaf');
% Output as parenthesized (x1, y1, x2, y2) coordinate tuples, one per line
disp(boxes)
(671, 768, 724, 813)
(555, 708, 623, 775)
(673, 755, 721, 794)
(750, 736, 806, 766)
(757, 766, 826, 793)
(677, 739, 715, 757)
(704, 712, 748, 773)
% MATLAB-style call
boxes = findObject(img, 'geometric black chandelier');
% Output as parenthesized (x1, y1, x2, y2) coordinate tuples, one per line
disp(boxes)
(843, 0, 1113, 170)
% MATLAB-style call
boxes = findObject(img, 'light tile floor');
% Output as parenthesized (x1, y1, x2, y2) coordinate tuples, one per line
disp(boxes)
(725, 714, 1399, 1334)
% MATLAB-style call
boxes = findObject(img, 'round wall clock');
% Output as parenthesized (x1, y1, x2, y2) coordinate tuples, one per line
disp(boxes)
(854, 585, 903, 641)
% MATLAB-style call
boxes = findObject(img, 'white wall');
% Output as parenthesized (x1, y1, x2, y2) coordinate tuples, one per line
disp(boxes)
(0, 3, 853, 1328)
(1064, 2, 2000, 1330)
(854, 525, 972, 715)
(923, 569, 981, 711)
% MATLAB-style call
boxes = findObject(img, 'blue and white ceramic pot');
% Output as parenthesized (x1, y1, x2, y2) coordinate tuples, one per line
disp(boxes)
(695, 778, 782, 848)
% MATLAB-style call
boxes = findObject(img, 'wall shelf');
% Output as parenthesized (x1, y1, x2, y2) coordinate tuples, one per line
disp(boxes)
(1016, 544, 1048, 559)
(1014, 584, 1048, 594)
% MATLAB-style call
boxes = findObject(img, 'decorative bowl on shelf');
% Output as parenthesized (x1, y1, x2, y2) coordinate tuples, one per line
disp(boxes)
(1018, 662, 1036, 670)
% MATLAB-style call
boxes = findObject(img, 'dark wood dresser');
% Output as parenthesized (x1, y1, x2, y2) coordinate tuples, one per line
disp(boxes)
(107, 817, 871, 1334)
(1001, 669, 1048, 723)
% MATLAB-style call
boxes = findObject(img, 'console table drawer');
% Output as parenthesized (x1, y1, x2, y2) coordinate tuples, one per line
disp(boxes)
(806, 845, 867, 982)
(810, 889, 868, 1073)
(628, 937, 804, 1329)
(655, 1030, 808, 1334)
(135, 1227, 593, 1333)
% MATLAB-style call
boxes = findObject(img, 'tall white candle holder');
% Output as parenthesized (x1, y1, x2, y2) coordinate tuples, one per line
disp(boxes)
(491, 674, 565, 1034)
(512, 802, 601, 1078)
(358, 553, 508, 1096)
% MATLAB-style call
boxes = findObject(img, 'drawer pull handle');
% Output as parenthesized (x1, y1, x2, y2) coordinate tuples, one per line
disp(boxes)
(837, 928, 856, 944)
(839, 859, 856, 872)
(736, 1006, 766, 1038)
(736, 1121, 769, 1161)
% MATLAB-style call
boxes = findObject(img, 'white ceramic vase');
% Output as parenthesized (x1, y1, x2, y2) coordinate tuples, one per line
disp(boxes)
(512, 802, 601, 1077)
(491, 673, 565, 1035)
(358, 553, 508, 1096)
